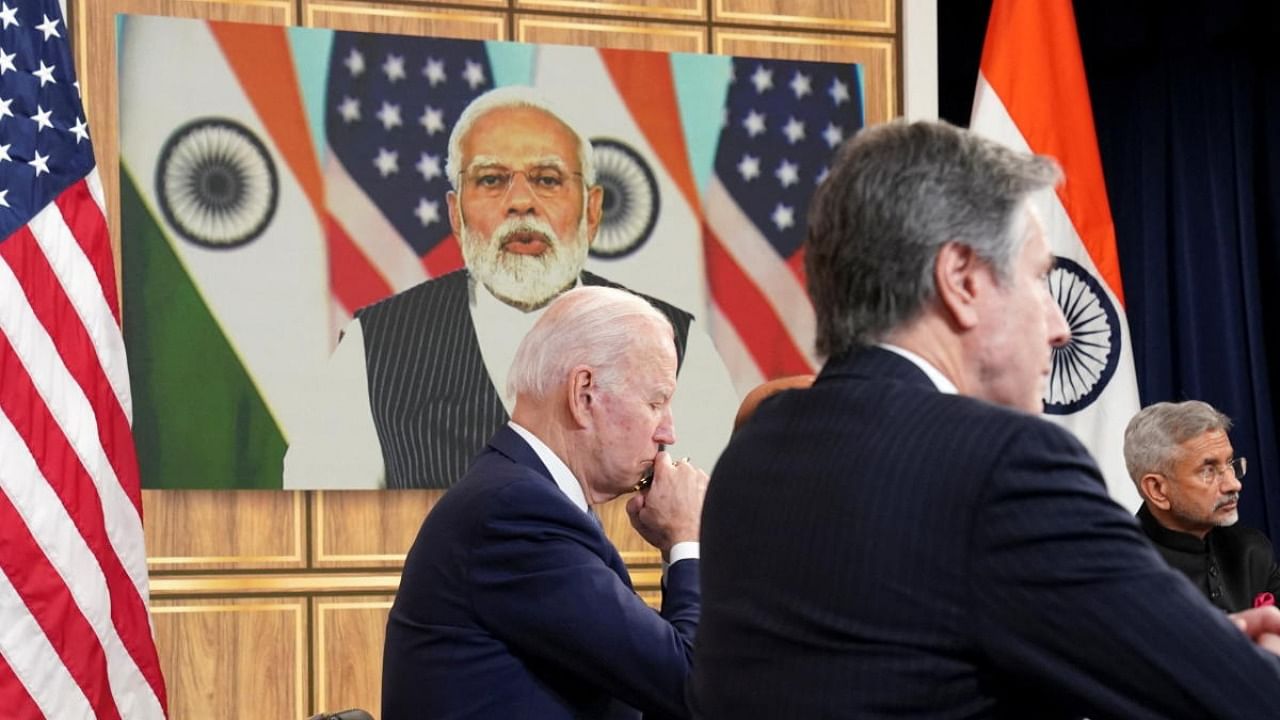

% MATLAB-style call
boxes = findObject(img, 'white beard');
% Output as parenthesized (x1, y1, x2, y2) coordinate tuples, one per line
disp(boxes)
(460, 213, 590, 311)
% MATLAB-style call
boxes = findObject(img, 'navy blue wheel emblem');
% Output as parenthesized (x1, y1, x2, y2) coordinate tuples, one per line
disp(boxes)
(156, 117, 279, 249)
(1044, 256, 1121, 414)
(588, 138, 659, 259)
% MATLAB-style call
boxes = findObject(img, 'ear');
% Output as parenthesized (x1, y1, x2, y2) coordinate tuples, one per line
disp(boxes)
(566, 365, 596, 429)
(446, 190, 462, 236)
(1140, 473, 1172, 510)
(584, 185, 604, 245)
(933, 241, 986, 331)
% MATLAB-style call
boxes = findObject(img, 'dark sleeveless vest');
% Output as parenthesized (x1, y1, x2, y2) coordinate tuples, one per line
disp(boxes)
(355, 270, 693, 489)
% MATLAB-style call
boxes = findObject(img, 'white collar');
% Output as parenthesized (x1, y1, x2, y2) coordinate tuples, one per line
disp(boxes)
(877, 343, 959, 394)
(507, 421, 590, 514)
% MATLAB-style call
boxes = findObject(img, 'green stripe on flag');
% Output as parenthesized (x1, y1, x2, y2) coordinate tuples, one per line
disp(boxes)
(122, 167, 286, 489)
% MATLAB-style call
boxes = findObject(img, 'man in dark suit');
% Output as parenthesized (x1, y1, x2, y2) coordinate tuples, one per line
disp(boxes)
(690, 119, 1280, 718)
(1125, 400, 1280, 611)
(383, 285, 708, 719)
(283, 87, 736, 490)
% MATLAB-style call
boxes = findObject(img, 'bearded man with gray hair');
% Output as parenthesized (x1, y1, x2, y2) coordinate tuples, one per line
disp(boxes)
(1124, 400, 1280, 612)
(284, 86, 736, 489)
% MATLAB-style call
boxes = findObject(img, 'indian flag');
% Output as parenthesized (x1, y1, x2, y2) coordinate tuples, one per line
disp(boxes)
(971, 0, 1142, 511)
(118, 16, 330, 489)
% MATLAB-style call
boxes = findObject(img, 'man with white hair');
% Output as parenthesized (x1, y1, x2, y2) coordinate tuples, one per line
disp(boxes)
(284, 86, 736, 489)
(1124, 400, 1280, 612)
(382, 286, 707, 719)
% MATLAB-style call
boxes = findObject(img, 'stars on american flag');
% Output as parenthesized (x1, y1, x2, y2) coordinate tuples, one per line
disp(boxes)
(413, 197, 439, 227)
(462, 59, 486, 90)
(0, 3, 16, 30)
(30, 103, 51, 131)
(714, 57, 863, 255)
(34, 12, 56, 40)
(337, 95, 360, 123)
(382, 53, 406, 83)
(750, 64, 773, 94)
(0, 47, 14, 74)
(32, 58, 54, 86)
(344, 47, 365, 77)
(373, 147, 398, 177)
(415, 151, 441, 182)
(423, 57, 445, 86)
(375, 100, 401, 130)
(418, 105, 445, 135)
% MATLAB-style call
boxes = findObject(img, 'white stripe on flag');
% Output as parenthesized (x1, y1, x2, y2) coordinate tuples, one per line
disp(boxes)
(0, 252, 149, 599)
(704, 176, 819, 368)
(709, 302, 766, 396)
(30, 194, 135, 440)
(0, 412, 163, 719)
(0, 565, 95, 719)
(325, 150, 429, 292)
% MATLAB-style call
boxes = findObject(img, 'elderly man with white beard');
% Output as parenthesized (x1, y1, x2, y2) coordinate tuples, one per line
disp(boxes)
(284, 86, 737, 490)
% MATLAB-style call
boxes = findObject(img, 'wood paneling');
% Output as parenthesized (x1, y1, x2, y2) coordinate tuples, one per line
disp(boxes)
(313, 491, 440, 567)
(714, 30, 896, 125)
(144, 490, 305, 570)
(714, 0, 895, 33)
(516, 0, 705, 21)
(152, 598, 307, 718)
(74, 0, 293, 280)
(516, 16, 706, 53)
(303, 2, 506, 36)
(312, 596, 393, 715)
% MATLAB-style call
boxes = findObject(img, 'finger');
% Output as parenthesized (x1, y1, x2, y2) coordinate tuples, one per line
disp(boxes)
(1259, 632, 1280, 656)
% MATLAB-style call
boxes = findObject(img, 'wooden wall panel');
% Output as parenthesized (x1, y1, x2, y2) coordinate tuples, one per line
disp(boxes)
(714, 30, 896, 126)
(516, 0, 705, 22)
(714, 0, 895, 32)
(516, 16, 706, 53)
(152, 598, 307, 719)
(144, 490, 305, 570)
(303, 2, 506, 36)
(312, 595, 393, 715)
(313, 491, 439, 567)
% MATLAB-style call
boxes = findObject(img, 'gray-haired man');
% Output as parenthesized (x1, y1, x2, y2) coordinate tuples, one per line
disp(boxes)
(1125, 400, 1280, 611)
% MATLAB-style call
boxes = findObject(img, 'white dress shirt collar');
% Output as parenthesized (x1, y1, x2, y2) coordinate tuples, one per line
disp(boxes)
(507, 420, 589, 514)
(877, 343, 959, 394)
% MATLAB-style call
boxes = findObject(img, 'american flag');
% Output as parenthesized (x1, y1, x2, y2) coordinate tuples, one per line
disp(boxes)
(0, 1, 167, 717)
(324, 33, 492, 322)
(702, 57, 864, 388)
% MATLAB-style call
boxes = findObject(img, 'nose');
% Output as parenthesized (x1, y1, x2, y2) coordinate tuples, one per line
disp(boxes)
(1045, 291, 1071, 349)
(654, 406, 676, 447)
(504, 171, 538, 215)
(1223, 468, 1243, 493)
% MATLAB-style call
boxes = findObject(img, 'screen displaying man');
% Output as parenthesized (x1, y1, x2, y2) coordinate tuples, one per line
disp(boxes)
(691, 119, 1280, 718)
(284, 87, 736, 489)
(382, 286, 706, 719)
(1124, 400, 1280, 611)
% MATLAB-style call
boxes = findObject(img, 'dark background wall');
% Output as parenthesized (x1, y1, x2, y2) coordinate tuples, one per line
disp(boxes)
(936, 0, 1280, 539)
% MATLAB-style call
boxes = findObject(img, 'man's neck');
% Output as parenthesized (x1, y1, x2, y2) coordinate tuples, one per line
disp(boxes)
(882, 317, 968, 395)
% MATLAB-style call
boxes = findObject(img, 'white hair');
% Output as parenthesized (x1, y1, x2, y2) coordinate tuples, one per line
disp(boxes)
(507, 286, 673, 401)
(445, 86, 597, 190)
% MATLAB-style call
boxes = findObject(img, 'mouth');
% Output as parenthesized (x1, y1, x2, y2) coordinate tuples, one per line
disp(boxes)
(501, 231, 551, 256)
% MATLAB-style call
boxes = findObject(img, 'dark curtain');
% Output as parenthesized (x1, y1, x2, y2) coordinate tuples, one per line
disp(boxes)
(939, 0, 1280, 540)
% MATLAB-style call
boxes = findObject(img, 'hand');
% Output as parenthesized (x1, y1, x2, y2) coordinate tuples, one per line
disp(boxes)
(1229, 606, 1280, 655)
(626, 451, 708, 553)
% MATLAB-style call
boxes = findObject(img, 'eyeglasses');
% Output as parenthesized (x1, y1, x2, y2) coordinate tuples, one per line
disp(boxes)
(461, 166, 583, 199)
(1190, 457, 1247, 485)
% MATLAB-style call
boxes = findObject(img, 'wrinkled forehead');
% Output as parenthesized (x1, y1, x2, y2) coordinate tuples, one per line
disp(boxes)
(461, 106, 581, 168)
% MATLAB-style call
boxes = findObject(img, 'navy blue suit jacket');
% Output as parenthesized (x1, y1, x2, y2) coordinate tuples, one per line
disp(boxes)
(383, 425, 700, 719)
(691, 347, 1280, 719)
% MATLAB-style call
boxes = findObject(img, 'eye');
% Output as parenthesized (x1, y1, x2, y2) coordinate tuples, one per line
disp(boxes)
(474, 171, 508, 189)
(530, 171, 564, 189)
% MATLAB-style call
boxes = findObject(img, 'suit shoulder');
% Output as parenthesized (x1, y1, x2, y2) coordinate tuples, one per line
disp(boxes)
(355, 270, 468, 322)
